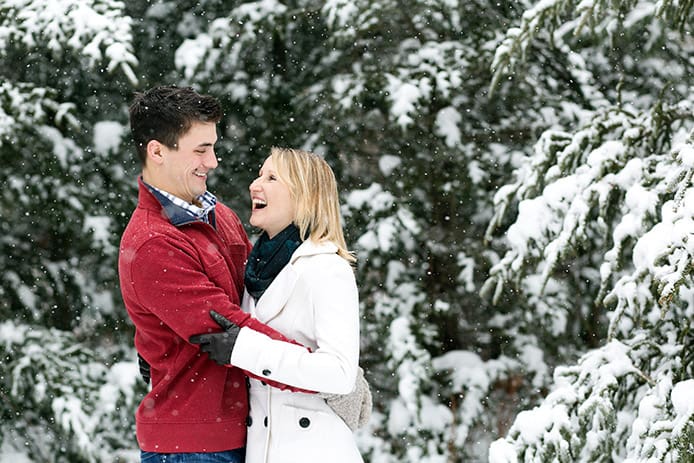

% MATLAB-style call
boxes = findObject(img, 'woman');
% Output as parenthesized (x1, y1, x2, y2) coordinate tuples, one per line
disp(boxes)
(199, 147, 367, 463)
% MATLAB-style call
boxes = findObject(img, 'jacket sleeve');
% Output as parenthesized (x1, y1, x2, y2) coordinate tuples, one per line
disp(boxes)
(229, 255, 360, 394)
(126, 234, 308, 359)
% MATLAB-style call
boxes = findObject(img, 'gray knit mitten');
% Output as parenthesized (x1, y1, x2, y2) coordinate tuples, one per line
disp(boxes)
(320, 367, 372, 431)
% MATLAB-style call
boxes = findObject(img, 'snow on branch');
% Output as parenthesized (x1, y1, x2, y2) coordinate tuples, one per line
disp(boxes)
(0, 320, 140, 461)
(606, 124, 694, 339)
(0, 81, 78, 146)
(483, 98, 694, 311)
(489, 0, 690, 95)
(383, 40, 468, 131)
(175, 0, 289, 90)
(489, 332, 692, 462)
(0, 0, 138, 84)
(322, 0, 398, 42)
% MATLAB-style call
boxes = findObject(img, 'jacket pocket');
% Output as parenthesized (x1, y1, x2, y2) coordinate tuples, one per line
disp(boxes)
(204, 256, 234, 291)
(275, 402, 353, 458)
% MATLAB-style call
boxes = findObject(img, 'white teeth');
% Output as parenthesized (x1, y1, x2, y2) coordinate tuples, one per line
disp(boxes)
(253, 199, 267, 209)
(193, 171, 206, 177)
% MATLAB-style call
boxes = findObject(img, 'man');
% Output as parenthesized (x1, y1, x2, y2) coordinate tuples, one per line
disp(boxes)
(119, 85, 297, 462)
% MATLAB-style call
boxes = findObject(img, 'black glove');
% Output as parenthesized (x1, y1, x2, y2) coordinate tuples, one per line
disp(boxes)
(189, 310, 241, 365)
(138, 353, 151, 384)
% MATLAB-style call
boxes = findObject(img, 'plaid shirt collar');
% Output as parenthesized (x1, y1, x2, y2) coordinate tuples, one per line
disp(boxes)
(143, 179, 217, 227)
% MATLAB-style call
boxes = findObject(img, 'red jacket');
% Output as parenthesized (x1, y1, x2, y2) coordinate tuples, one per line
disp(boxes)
(118, 178, 292, 452)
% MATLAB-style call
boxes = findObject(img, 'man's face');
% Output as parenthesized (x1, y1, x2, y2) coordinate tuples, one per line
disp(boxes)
(159, 122, 218, 202)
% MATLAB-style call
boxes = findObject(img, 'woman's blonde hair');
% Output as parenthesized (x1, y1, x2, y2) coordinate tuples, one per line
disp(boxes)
(270, 147, 355, 263)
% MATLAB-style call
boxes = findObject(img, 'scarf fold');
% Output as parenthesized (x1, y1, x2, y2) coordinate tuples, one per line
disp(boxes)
(244, 224, 302, 300)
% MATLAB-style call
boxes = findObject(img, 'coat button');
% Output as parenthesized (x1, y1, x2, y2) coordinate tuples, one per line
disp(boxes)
(264, 416, 268, 427)
(299, 417, 310, 428)
(246, 416, 252, 427)
(262, 369, 271, 376)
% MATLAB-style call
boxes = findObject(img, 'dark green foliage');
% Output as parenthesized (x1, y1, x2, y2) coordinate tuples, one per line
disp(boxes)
(1, 0, 692, 461)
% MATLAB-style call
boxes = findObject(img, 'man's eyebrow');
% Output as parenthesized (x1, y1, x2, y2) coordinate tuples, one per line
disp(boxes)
(197, 142, 215, 148)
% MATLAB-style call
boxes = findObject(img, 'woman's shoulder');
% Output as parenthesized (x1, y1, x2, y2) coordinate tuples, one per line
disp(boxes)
(290, 243, 358, 300)
(292, 239, 337, 260)
(292, 240, 352, 273)
(291, 240, 355, 286)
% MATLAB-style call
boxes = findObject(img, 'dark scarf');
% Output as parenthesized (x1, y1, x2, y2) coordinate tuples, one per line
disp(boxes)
(245, 224, 302, 300)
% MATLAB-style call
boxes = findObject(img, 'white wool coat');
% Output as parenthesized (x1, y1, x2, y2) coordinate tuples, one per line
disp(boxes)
(230, 239, 363, 463)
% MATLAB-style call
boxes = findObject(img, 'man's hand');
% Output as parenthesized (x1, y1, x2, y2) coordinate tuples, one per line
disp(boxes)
(189, 310, 241, 365)
(138, 353, 151, 384)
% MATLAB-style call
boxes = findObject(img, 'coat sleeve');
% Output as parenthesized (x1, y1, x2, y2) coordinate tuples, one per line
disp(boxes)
(230, 255, 360, 394)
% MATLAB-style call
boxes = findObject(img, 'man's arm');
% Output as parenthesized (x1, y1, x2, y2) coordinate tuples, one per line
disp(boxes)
(127, 234, 294, 343)
(190, 310, 314, 393)
(127, 233, 314, 391)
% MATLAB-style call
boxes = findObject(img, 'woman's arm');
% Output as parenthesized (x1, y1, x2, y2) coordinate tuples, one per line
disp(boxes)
(230, 255, 360, 394)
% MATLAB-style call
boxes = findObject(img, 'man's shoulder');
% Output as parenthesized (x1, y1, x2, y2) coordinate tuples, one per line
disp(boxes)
(214, 201, 246, 229)
(214, 200, 239, 219)
(120, 205, 172, 244)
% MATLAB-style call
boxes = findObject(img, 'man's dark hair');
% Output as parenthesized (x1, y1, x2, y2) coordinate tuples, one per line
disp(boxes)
(129, 85, 223, 165)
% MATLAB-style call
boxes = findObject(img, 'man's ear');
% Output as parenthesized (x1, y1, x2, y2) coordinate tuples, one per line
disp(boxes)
(146, 140, 165, 165)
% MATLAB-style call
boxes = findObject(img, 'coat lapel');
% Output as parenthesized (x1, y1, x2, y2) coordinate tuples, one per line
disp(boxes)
(250, 264, 299, 323)
(244, 239, 339, 323)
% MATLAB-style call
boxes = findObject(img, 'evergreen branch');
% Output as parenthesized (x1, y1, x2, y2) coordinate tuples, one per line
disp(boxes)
(0, 0, 138, 84)
(0, 82, 78, 146)
(655, 0, 694, 31)
(0, 321, 139, 462)
(489, 0, 690, 97)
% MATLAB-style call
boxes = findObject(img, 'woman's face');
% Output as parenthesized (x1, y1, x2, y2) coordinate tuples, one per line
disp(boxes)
(249, 156, 296, 238)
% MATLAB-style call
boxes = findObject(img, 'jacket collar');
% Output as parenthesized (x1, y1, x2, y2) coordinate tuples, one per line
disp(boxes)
(137, 177, 216, 227)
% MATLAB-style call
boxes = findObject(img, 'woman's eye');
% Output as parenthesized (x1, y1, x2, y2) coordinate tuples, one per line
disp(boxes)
(269, 175, 277, 181)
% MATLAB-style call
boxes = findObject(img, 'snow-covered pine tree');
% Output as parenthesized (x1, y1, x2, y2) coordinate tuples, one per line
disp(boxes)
(174, 1, 589, 460)
(485, 1, 694, 461)
(0, 1, 143, 460)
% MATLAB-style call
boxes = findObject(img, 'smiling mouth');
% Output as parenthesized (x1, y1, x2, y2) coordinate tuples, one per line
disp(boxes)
(193, 171, 207, 178)
(252, 199, 267, 210)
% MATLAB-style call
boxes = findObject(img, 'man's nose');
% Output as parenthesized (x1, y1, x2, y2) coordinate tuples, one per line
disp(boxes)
(205, 151, 219, 169)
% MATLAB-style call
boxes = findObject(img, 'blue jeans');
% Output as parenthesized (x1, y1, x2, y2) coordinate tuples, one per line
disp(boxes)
(140, 448, 245, 463)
